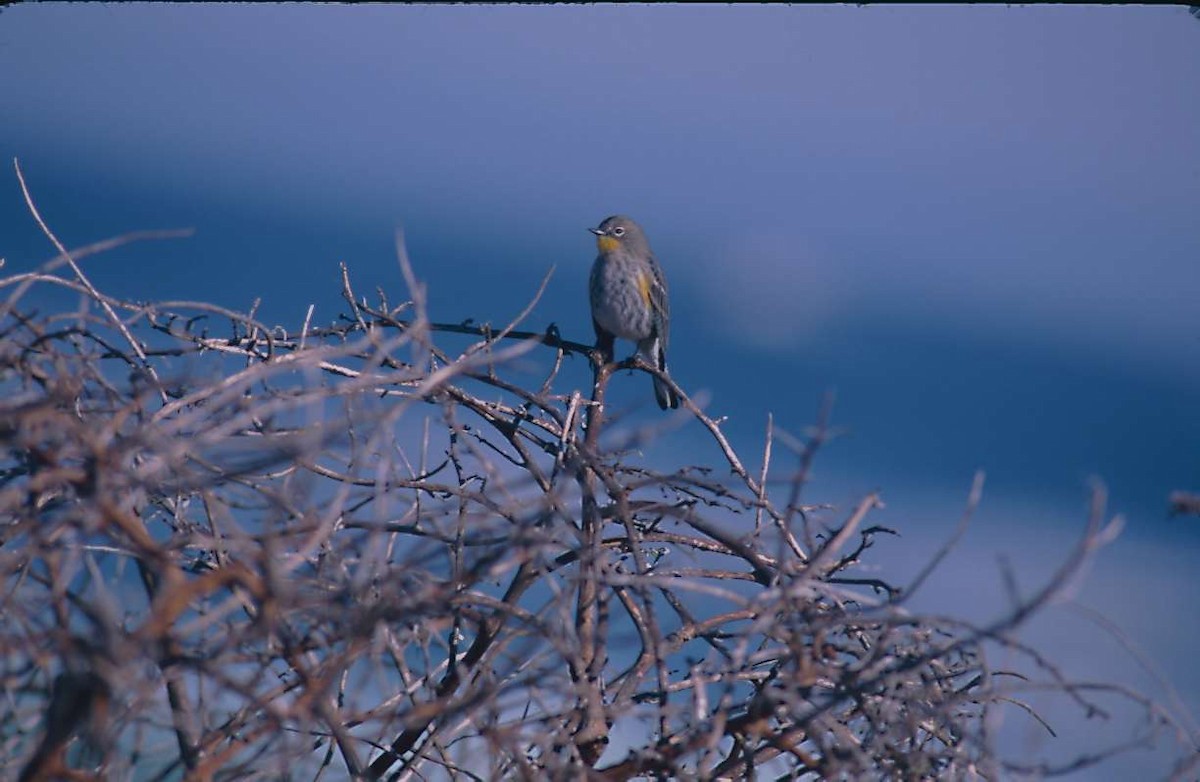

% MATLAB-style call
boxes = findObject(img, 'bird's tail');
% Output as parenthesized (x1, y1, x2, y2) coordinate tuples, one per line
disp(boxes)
(645, 339, 680, 410)
(653, 376, 679, 411)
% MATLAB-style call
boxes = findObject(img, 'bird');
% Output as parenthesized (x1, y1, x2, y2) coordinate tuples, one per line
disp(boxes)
(588, 215, 680, 410)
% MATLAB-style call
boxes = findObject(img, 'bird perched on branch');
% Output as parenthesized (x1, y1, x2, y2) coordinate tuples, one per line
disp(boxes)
(588, 215, 680, 409)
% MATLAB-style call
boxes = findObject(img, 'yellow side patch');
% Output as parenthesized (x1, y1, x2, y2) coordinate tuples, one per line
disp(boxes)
(597, 235, 620, 254)
(637, 271, 653, 308)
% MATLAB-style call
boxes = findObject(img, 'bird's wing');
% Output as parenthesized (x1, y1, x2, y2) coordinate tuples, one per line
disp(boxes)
(645, 257, 670, 348)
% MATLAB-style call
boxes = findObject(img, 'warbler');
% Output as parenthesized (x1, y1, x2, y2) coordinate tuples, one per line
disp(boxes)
(588, 215, 680, 410)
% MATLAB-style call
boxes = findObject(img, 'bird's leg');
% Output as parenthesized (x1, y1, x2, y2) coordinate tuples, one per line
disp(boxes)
(591, 324, 615, 370)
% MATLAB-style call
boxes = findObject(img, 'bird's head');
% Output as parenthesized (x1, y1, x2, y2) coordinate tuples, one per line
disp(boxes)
(589, 215, 649, 255)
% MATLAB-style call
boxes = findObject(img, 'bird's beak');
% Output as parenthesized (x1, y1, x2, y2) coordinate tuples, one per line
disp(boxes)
(588, 227, 604, 236)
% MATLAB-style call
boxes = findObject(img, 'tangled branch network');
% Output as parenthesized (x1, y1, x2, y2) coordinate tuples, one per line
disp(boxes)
(2, 162, 1196, 781)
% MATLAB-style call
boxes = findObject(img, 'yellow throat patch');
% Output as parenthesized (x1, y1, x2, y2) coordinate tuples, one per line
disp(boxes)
(596, 235, 621, 254)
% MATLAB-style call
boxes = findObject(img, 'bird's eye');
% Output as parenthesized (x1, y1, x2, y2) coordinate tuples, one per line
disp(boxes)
(613, 227, 626, 237)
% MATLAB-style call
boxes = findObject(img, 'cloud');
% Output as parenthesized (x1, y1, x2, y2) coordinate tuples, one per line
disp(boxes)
(693, 229, 861, 351)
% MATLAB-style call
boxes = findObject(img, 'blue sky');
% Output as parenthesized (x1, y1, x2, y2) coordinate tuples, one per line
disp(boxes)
(3, 5, 1198, 776)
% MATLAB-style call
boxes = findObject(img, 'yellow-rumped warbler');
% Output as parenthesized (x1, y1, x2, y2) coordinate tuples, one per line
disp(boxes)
(588, 215, 680, 410)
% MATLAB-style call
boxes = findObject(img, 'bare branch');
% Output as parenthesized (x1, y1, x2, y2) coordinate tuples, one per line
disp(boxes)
(1, 201, 1188, 781)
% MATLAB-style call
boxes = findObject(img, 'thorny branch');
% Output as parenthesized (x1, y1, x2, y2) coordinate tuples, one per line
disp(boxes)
(2, 177, 1195, 780)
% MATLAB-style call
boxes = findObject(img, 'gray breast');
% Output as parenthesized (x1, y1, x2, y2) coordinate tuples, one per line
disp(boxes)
(589, 254, 654, 341)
